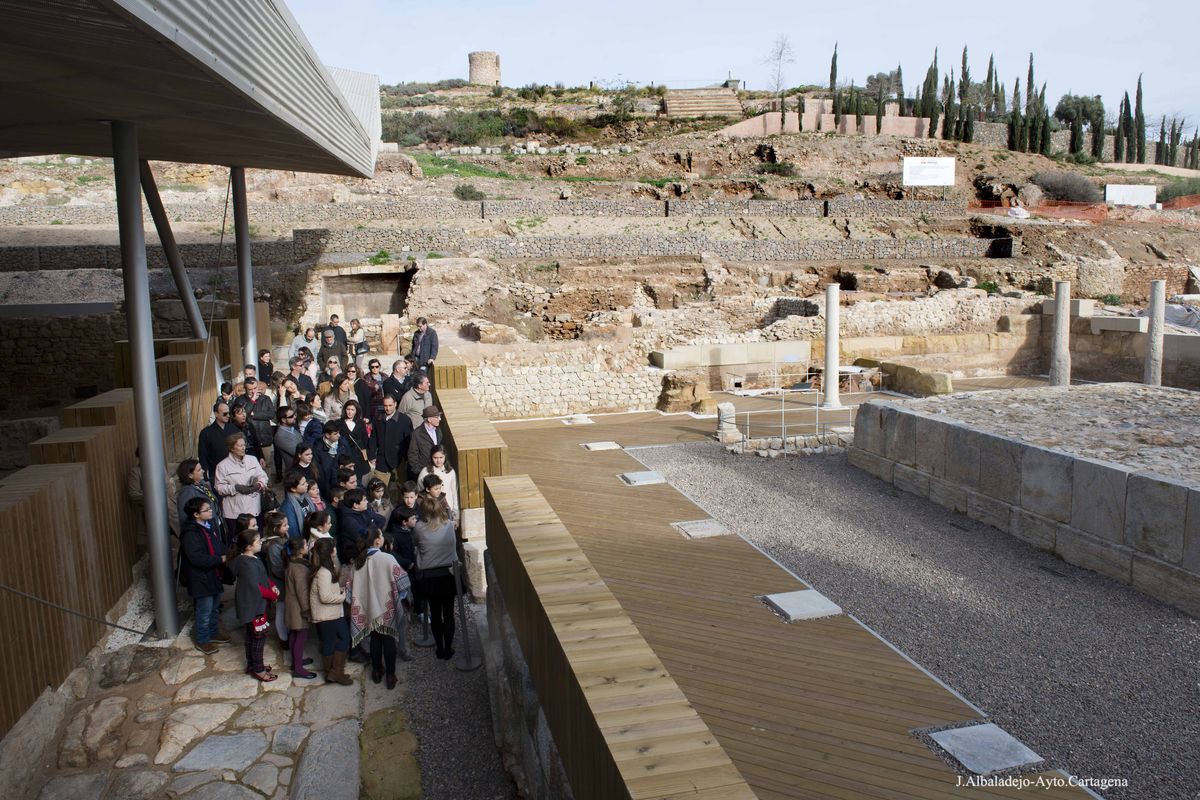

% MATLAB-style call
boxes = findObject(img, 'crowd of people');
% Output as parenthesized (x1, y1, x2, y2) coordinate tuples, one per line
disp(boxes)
(174, 314, 463, 686)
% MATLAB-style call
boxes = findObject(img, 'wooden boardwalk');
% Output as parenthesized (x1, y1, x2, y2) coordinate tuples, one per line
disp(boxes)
(497, 410, 1089, 799)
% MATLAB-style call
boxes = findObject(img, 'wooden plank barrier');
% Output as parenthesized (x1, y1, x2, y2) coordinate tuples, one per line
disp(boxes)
(431, 347, 468, 390)
(484, 475, 755, 800)
(432, 387, 507, 509)
(0, 464, 99, 740)
(29, 426, 140, 599)
(209, 319, 242, 372)
(113, 337, 176, 388)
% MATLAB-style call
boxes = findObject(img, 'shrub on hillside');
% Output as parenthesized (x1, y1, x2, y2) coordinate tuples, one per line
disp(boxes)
(756, 161, 797, 177)
(454, 184, 485, 201)
(1030, 171, 1101, 202)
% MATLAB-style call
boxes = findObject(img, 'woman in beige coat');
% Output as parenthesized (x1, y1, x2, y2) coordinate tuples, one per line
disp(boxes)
(308, 537, 352, 685)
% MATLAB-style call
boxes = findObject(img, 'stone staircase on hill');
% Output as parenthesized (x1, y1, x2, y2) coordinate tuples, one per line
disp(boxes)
(664, 87, 743, 118)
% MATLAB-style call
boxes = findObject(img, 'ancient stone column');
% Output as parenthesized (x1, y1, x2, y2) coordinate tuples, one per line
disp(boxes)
(1144, 279, 1166, 386)
(822, 283, 843, 409)
(1049, 280, 1072, 387)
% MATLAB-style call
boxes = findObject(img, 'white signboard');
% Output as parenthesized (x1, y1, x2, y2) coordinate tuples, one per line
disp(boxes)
(902, 156, 956, 187)
(1105, 184, 1157, 207)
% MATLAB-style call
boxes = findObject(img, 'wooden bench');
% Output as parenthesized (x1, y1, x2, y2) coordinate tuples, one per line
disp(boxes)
(433, 387, 507, 509)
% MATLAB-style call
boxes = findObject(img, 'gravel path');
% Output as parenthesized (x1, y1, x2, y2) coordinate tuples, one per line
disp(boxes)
(632, 442, 1200, 800)
(400, 602, 516, 800)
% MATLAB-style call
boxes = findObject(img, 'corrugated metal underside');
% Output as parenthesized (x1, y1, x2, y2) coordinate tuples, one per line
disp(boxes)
(0, 0, 375, 177)
(327, 66, 381, 165)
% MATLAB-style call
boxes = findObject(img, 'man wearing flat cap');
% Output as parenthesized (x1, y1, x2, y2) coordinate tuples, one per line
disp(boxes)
(407, 405, 442, 480)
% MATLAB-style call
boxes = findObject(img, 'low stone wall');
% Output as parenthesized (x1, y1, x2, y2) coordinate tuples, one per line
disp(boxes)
(667, 199, 823, 217)
(825, 198, 967, 218)
(294, 228, 1010, 262)
(1064, 316, 1200, 390)
(468, 361, 662, 419)
(0, 196, 975, 230)
(483, 557, 575, 800)
(849, 400, 1200, 616)
(0, 311, 194, 406)
(0, 240, 299, 272)
(484, 199, 665, 217)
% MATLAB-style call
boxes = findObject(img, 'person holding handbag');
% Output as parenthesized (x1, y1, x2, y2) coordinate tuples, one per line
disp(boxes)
(231, 528, 279, 682)
(349, 318, 368, 368)
(336, 400, 371, 481)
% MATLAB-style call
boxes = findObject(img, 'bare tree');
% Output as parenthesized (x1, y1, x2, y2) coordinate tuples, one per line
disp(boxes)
(763, 35, 795, 124)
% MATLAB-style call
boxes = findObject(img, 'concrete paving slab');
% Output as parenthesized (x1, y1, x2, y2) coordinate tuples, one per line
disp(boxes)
(619, 471, 665, 486)
(671, 519, 730, 539)
(581, 441, 621, 451)
(930, 723, 1041, 775)
(762, 589, 841, 621)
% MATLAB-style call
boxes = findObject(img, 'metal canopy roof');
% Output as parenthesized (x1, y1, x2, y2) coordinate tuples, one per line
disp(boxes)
(0, 0, 377, 177)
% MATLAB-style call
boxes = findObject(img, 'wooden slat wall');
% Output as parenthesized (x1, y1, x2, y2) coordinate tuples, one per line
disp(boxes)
(431, 386, 507, 509)
(0, 464, 100, 740)
(209, 319, 242, 372)
(29, 426, 140, 593)
(231, 302, 272, 360)
(113, 338, 176, 388)
(432, 347, 468, 390)
(485, 475, 755, 800)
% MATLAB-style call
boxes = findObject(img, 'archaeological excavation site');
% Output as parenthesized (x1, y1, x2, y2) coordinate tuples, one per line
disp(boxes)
(0, 12, 1198, 800)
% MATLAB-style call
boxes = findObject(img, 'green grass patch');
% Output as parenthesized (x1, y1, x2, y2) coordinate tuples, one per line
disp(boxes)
(412, 153, 514, 180)
(535, 261, 559, 272)
(426, 252, 444, 259)
(49, 219, 63, 225)
(368, 250, 391, 265)
(977, 280, 1000, 294)
(75, 175, 106, 185)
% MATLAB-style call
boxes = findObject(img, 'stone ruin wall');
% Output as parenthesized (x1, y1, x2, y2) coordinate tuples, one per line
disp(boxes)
(0, 198, 968, 229)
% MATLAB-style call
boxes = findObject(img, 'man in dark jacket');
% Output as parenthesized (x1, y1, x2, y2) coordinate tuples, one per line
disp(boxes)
(317, 329, 348, 372)
(382, 358, 411, 403)
(410, 317, 438, 369)
(369, 394, 413, 486)
(198, 401, 234, 481)
(313, 421, 344, 501)
(336, 488, 385, 563)
(288, 356, 316, 395)
(407, 405, 442, 479)
(179, 497, 228, 654)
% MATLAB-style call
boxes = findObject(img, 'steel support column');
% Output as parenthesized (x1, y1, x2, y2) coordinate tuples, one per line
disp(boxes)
(140, 160, 207, 340)
(111, 121, 179, 638)
(231, 166, 257, 367)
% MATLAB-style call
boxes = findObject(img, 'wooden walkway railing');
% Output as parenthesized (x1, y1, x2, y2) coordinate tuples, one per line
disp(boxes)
(431, 347, 468, 390)
(485, 474, 755, 800)
(432, 386, 507, 509)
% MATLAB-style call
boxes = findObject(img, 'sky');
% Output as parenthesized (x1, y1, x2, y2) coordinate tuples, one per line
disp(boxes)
(288, 0, 1199, 128)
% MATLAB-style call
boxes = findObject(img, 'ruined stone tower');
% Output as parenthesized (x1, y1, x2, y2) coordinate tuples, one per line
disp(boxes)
(468, 51, 501, 87)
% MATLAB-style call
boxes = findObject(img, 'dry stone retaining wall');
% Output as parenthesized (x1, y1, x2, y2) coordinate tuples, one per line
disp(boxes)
(467, 359, 661, 419)
(0, 240, 298, 272)
(294, 228, 1010, 262)
(0, 197, 970, 228)
(849, 399, 1200, 616)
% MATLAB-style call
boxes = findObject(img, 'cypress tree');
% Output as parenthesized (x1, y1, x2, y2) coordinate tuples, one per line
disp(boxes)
(1121, 91, 1135, 163)
(1090, 99, 1106, 160)
(983, 54, 995, 114)
(960, 47, 971, 108)
(1008, 79, 1022, 150)
(945, 71, 957, 140)
(895, 64, 905, 115)
(997, 81, 1006, 115)
(1040, 109, 1052, 155)
(1025, 54, 1034, 114)
(1070, 114, 1084, 155)
(963, 107, 976, 143)
(1169, 118, 1182, 166)
(1114, 96, 1126, 162)
(829, 43, 838, 95)
(1156, 116, 1166, 164)
(1134, 75, 1146, 163)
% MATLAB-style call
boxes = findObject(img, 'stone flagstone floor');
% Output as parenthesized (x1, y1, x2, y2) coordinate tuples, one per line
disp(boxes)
(32, 599, 422, 800)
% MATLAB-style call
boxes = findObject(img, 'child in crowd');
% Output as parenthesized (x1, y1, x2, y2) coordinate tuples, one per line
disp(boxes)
(284, 535, 316, 679)
(231, 528, 278, 682)
(417, 445, 459, 520)
(307, 479, 326, 513)
(367, 478, 393, 522)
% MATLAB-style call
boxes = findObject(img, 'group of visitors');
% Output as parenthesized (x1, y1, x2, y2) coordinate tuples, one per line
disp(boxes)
(176, 314, 463, 686)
